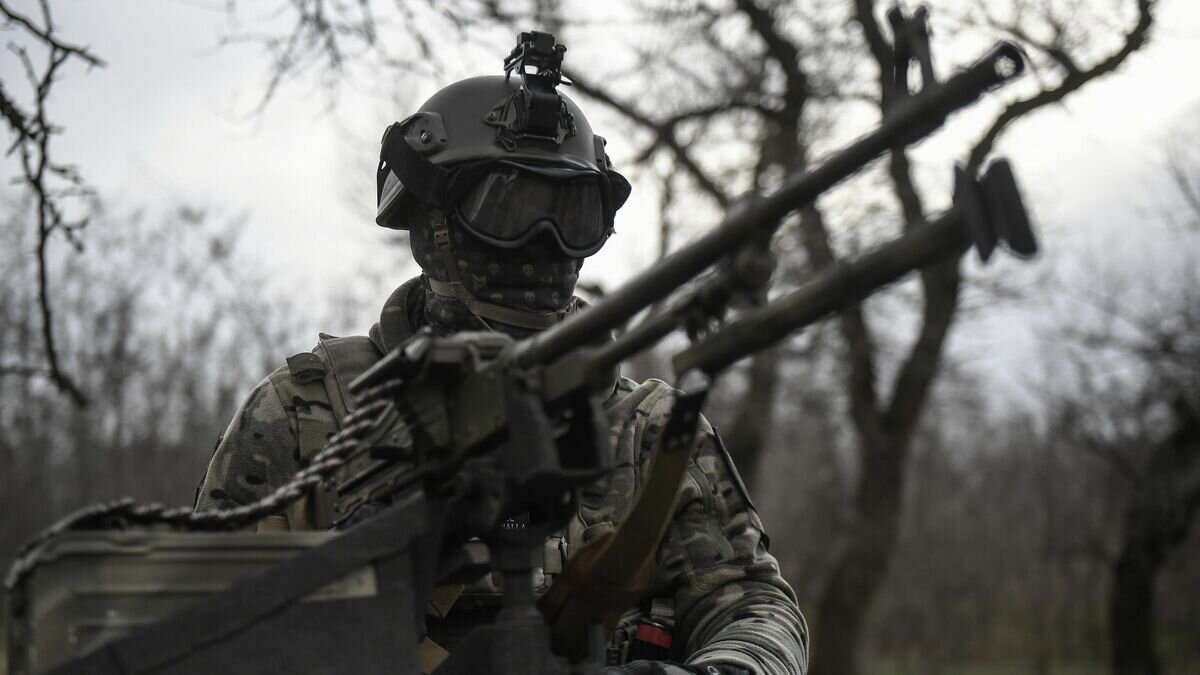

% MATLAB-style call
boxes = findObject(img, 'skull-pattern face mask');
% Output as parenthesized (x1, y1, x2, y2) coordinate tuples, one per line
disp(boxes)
(408, 205, 583, 337)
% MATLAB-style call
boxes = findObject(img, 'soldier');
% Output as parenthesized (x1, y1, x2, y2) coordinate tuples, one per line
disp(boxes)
(196, 32, 807, 675)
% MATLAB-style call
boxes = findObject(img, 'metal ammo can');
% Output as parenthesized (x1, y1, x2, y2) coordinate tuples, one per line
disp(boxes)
(4, 528, 340, 675)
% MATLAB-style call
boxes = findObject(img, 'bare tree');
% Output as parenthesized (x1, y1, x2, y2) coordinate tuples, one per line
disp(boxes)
(0, 0, 104, 405)
(549, 2, 1157, 672)
(1041, 139, 1200, 673)
(0, 202, 318, 574)
(808, 1, 1155, 670)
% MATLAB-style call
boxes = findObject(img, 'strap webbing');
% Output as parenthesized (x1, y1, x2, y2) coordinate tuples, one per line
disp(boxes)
(51, 493, 432, 675)
(419, 637, 450, 675)
(316, 334, 385, 420)
(538, 387, 709, 659)
(269, 362, 334, 463)
(425, 277, 574, 330)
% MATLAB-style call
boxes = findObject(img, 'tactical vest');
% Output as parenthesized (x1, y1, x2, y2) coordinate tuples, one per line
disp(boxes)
(261, 332, 678, 668)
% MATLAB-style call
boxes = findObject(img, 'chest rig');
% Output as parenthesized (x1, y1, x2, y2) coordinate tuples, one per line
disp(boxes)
(265, 334, 573, 655)
(266, 328, 680, 669)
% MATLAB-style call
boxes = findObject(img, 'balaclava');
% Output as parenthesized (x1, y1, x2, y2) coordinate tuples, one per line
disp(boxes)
(408, 206, 584, 337)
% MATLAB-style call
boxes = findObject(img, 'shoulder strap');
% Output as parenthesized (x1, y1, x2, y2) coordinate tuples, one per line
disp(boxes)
(268, 353, 334, 464)
(265, 336, 384, 531)
(268, 335, 384, 464)
(315, 333, 385, 422)
(540, 386, 709, 657)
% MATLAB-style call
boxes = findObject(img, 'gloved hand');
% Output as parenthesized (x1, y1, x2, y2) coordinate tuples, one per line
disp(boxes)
(603, 660, 751, 675)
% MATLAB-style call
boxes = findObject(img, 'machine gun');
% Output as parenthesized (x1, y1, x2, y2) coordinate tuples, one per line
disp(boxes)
(6, 14, 1035, 675)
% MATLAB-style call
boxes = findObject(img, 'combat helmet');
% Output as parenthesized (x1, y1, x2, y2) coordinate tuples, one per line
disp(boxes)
(374, 31, 631, 258)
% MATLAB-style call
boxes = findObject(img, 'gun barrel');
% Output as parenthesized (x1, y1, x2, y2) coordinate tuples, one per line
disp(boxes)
(514, 43, 1024, 368)
(672, 207, 964, 375)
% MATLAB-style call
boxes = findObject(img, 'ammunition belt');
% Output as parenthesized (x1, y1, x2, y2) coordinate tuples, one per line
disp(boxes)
(12, 374, 409, 579)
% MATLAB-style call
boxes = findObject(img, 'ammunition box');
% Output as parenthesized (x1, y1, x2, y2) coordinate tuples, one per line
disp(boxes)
(4, 529, 340, 675)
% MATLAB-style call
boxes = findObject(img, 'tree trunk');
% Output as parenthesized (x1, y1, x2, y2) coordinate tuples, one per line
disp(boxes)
(812, 433, 905, 675)
(804, 196, 960, 674)
(724, 349, 781, 492)
(1109, 402, 1200, 675)
(1109, 533, 1162, 675)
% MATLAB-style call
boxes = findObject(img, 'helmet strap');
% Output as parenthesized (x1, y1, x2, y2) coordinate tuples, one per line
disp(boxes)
(425, 211, 575, 331)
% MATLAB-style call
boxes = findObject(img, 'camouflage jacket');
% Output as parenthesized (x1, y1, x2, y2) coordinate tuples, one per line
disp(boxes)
(196, 277, 808, 675)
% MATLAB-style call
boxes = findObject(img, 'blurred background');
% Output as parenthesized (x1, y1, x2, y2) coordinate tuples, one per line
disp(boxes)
(1, 1, 1198, 673)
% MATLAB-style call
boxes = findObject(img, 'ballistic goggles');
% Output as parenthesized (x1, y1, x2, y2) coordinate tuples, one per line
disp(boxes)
(453, 162, 628, 257)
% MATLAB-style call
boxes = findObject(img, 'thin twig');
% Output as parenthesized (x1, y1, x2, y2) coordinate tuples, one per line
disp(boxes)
(2, 0, 102, 405)
(967, 0, 1156, 171)
(0, 0, 105, 67)
(570, 72, 732, 208)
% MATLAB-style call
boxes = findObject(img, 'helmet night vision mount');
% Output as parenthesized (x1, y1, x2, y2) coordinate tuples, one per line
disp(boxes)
(494, 31, 575, 146)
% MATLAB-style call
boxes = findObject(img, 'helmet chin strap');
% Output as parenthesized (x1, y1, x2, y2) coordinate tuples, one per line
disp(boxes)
(424, 210, 576, 331)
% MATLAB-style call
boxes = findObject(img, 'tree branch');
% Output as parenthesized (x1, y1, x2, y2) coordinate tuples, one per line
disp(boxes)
(882, 260, 961, 438)
(851, 0, 894, 105)
(967, 0, 1156, 171)
(985, 14, 1083, 79)
(846, 0, 953, 440)
(0, 364, 52, 379)
(733, 0, 809, 101)
(1167, 144, 1200, 226)
(570, 73, 732, 208)
(657, 165, 678, 259)
(0, 80, 33, 141)
(0, 0, 105, 68)
(798, 205, 882, 428)
(2, 0, 100, 406)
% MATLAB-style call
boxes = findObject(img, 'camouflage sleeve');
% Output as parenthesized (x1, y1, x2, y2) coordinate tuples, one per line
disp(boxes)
(652, 429, 809, 675)
(194, 368, 302, 511)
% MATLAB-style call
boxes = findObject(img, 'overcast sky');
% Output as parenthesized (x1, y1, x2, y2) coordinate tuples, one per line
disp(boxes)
(3, 0, 1199, 407)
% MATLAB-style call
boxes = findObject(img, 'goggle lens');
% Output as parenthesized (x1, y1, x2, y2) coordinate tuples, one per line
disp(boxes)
(455, 167, 612, 256)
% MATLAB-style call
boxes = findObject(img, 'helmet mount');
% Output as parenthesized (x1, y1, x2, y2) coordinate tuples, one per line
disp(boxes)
(492, 31, 576, 146)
